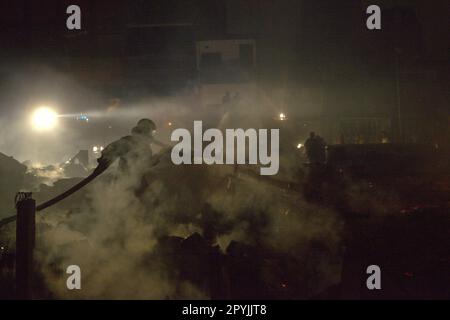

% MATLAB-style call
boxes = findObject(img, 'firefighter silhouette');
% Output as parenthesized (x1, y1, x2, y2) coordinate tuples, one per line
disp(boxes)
(304, 132, 326, 165)
(97, 118, 165, 174)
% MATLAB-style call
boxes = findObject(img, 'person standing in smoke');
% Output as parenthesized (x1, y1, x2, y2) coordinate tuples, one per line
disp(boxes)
(304, 132, 326, 165)
(304, 132, 327, 202)
(96, 118, 165, 174)
(316, 134, 327, 164)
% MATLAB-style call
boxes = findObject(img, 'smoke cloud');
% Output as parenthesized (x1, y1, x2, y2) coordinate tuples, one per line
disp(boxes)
(1, 67, 346, 299)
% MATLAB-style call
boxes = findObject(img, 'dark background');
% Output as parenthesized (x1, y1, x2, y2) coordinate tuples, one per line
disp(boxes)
(1, 1, 448, 96)
(0, 0, 448, 159)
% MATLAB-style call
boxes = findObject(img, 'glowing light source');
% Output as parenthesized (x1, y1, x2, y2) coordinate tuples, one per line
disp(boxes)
(32, 107, 58, 131)
(279, 113, 286, 121)
(77, 114, 89, 122)
(297, 143, 303, 149)
(92, 146, 104, 153)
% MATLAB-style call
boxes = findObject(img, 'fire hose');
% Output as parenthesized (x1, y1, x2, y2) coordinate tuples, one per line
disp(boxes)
(0, 146, 171, 229)
(0, 165, 107, 228)
(0, 164, 278, 229)
(0, 146, 294, 229)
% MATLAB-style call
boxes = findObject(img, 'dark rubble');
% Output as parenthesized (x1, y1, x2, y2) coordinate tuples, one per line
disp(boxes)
(1, 147, 450, 299)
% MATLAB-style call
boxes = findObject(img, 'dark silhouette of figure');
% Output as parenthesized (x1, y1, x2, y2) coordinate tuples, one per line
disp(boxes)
(97, 118, 165, 174)
(304, 132, 326, 165)
(95, 118, 169, 198)
(304, 132, 327, 202)
(316, 135, 326, 164)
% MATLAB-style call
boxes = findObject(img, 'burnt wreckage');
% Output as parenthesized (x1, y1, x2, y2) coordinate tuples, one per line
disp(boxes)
(1, 141, 450, 299)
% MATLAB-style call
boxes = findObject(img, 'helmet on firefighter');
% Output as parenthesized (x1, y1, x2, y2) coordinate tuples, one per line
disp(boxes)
(131, 126, 143, 136)
(135, 118, 156, 136)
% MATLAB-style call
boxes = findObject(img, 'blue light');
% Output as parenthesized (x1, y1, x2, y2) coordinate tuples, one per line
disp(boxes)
(77, 114, 89, 122)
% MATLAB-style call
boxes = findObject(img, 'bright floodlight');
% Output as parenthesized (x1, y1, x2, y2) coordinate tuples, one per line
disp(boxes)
(32, 107, 58, 131)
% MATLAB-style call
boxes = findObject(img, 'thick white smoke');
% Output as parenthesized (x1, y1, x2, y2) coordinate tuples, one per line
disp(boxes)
(0, 67, 345, 299)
